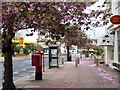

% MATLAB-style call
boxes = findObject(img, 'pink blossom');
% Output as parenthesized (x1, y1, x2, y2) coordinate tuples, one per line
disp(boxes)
(86, 2, 91, 7)
(20, 8, 23, 11)
(13, 7, 19, 14)
(37, 7, 41, 10)
(33, 21, 38, 24)
(28, 7, 34, 12)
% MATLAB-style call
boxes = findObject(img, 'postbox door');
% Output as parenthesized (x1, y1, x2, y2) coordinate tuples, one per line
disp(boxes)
(32, 54, 39, 66)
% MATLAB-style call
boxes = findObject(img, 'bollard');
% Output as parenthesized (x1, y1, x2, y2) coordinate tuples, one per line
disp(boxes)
(75, 59, 78, 67)
(61, 58, 64, 64)
(77, 58, 80, 64)
(94, 59, 96, 64)
(96, 59, 98, 66)
(94, 56, 96, 64)
(94, 55, 98, 66)
(80, 54, 82, 59)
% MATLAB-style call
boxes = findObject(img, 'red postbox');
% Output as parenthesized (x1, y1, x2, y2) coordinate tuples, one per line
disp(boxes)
(32, 53, 43, 80)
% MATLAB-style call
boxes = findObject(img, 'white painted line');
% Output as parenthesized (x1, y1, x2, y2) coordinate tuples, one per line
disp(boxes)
(13, 72, 19, 74)
(14, 73, 34, 83)
(22, 69, 26, 71)
(30, 71, 34, 73)
(21, 75, 24, 77)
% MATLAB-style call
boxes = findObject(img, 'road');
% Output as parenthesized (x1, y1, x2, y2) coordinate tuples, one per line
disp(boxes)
(0, 56, 35, 87)
(0, 54, 80, 88)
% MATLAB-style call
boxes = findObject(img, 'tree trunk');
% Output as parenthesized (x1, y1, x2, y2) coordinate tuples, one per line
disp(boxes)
(2, 52, 16, 90)
(67, 46, 71, 61)
(86, 49, 89, 57)
(2, 29, 16, 90)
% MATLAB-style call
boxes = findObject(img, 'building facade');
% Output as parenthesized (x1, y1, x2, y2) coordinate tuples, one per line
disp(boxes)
(106, 0, 120, 70)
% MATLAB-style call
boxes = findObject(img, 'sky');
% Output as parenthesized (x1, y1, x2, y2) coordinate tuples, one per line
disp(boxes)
(85, 0, 106, 39)
(17, 0, 106, 42)
(16, 28, 38, 42)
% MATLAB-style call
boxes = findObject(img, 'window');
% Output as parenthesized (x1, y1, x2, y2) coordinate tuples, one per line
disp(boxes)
(115, 0, 120, 9)
(117, 30, 120, 62)
(109, 47, 114, 60)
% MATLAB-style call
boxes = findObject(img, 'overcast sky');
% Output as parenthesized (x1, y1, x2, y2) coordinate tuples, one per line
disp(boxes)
(85, 0, 106, 39)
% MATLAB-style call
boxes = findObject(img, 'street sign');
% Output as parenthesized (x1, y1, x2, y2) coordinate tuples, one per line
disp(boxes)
(19, 37, 24, 47)
(110, 15, 120, 24)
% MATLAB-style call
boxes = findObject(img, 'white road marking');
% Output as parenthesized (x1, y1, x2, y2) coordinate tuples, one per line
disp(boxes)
(30, 71, 34, 73)
(21, 75, 24, 77)
(22, 69, 26, 71)
(13, 72, 19, 74)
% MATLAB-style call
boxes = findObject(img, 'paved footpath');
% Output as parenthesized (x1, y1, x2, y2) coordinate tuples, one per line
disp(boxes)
(15, 59, 120, 89)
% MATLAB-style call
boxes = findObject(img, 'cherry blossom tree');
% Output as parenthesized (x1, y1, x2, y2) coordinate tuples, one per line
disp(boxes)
(1, 1, 111, 89)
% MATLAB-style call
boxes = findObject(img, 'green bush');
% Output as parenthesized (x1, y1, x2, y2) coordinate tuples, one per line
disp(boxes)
(95, 46, 103, 56)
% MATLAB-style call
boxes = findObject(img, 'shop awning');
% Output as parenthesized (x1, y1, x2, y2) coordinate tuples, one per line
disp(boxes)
(97, 34, 113, 46)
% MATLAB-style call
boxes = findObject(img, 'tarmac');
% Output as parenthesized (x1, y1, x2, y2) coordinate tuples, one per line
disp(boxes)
(14, 58, 120, 89)
(0, 56, 31, 62)
(0, 54, 49, 62)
